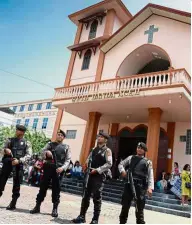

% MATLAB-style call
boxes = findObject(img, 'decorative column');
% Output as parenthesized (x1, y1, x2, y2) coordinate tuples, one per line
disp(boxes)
(146, 108, 162, 180)
(64, 22, 83, 87)
(51, 109, 63, 141)
(52, 22, 83, 140)
(167, 122, 176, 173)
(79, 112, 102, 165)
(109, 123, 119, 136)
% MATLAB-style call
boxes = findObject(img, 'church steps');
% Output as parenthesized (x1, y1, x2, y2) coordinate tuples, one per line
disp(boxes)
(60, 179, 191, 218)
(61, 183, 189, 210)
(62, 178, 177, 199)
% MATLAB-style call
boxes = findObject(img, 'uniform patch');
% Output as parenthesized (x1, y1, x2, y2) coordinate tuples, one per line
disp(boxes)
(107, 149, 112, 156)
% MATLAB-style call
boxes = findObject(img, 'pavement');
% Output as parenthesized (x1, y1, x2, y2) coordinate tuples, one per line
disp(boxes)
(0, 183, 191, 224)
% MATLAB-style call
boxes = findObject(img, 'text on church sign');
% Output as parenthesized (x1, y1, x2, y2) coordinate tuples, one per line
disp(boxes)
(72, 88, 140, 103)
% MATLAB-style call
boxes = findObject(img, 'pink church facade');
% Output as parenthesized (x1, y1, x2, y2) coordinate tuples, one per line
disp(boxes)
(52, 0, 191, 179)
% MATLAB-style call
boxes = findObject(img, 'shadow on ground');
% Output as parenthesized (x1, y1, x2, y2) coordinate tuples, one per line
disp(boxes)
(51, 217, 73, 224)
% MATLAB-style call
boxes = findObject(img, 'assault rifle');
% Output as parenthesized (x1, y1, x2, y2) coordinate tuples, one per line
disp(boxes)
(127, 169, 137, 201)
(82, 150, 93, 198)
(11, 148, 25, 180)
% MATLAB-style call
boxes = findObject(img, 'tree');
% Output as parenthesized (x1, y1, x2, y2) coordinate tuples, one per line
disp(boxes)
(0, 126, 50, 154)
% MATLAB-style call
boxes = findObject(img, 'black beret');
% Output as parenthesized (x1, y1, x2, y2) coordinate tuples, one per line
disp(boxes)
(57, 129, 66, 137)
(137, 142, 147, 151)
(98, 131, 110, 140)
(16, 124, 27, 132)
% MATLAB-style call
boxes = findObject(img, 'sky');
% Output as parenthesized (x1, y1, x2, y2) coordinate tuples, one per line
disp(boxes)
(0, 0, 190, 105)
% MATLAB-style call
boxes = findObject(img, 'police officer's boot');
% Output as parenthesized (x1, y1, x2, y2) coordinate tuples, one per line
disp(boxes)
(6, 198, 17, 210)
(136, 209, 145, 224)
(119, 218, 127, 224)
(72, 215, 86, 224)
(90, 219, 98, 224)
(30, 202, 41, 214)
(51, 203, 58, 217)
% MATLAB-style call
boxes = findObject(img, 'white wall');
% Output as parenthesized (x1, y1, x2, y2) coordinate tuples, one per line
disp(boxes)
(8, 100, 57, 138)
(173, 122, 191, 170)
(113, 15, 123, 34)
(70, 48, 100, 85)
(60, 112, 86, 162)
(0, 111, 14, 127)
(102, 15, 191, 80)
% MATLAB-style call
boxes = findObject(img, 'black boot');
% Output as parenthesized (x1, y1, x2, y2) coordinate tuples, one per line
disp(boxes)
(72, 215, 86, 224)
(6, 198, 17, 210)
(90, 219, 98, 224)
(30, 202, 41, 214)
(119, 219, 127, 224)
(51, 203, 58, 217)
(136, 220, 145, 224)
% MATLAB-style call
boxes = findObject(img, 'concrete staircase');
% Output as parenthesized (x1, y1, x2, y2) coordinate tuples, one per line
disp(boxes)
(61, 178, 191, 218)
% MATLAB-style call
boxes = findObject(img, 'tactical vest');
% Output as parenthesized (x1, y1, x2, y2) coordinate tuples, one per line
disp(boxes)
(48, 142, 69, 167)
(131, 155, 149, 180)
(9, 138, 27, 159)
(91, 146, 107, 169)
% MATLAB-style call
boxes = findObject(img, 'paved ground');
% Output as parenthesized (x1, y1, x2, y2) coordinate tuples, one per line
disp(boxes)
(0, 183, 191, 224)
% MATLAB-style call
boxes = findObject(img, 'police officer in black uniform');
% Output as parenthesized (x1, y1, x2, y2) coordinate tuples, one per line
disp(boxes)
(30, 129, 71, 217)
(0, 124, 32, 210)
(118, 142, 154, 224)
(72, 131, 113, 224)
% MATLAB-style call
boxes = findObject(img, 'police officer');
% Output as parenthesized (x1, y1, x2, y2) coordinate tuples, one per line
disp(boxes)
(118, 142, 154, 224)
(72, 131, 113, 224)
(30, 129, 71, 217)
(0, 124, 32, 210)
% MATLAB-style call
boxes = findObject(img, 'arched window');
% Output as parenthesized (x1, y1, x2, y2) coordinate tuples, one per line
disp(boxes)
(82, 49, 92, 70)
(89, 20, 98, 39)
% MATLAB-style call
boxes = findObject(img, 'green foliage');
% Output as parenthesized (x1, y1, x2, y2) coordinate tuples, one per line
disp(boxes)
(0, 126, 50, 154)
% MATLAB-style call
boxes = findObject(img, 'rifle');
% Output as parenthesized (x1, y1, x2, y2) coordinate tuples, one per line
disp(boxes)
(127, 169, 138, 212)
(51, 145, 69, 182)
(127, 169, 137, 201)
(127, 156, 144, 212)
(11, 148, 24, 181)
(82, 150, 93, 198)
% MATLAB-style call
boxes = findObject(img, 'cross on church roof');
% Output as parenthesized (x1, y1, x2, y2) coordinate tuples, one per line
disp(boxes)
(144, 25, 159, 43)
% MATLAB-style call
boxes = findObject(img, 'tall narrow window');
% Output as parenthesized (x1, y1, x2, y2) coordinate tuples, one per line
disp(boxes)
(20, 105, 25, 112)
(82, 49, 92, 70)
(33, 118, 38, 129)
(89, 20, 98, 39)
(36, 103, 42, 110)
(46, 102, 52, 109)
(42, 118, 48, 129)
(24, 119, 30, 127)
(13, 106, 17, 112)
(28, 104, 34, 111)
(16, 119, 21, 125)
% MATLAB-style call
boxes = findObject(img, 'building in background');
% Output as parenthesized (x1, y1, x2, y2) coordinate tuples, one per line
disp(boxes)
(0, 107, 15, 127)
(52, 0, 191, 178)
(0, 99, 86, 161)
(0, 99, 57, 138)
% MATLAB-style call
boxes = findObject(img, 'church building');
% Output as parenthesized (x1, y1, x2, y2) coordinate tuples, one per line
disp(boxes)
(52, 0, 191, 179)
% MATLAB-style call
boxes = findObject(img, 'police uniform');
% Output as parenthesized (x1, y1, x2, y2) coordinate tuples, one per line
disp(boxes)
(0, 125, 32, 210)
(73, 132, 113, 224)
(30, 129, 71, 217)
(118, 142, 154, 224)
